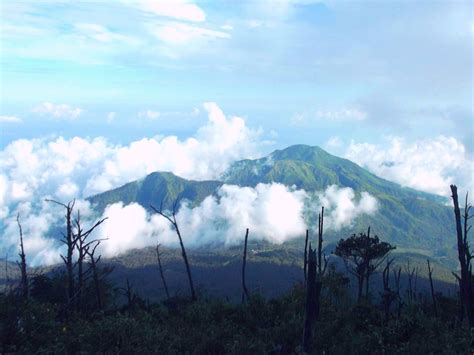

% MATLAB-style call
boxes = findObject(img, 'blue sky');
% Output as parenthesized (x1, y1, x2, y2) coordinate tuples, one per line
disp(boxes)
(1, 0, 472, 149)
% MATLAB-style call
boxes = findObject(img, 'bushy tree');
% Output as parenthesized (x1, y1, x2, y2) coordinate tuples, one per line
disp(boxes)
(334, 227, 395, 301)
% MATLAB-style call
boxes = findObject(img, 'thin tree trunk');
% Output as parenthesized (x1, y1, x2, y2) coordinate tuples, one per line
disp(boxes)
(427, 259, 438, 317)
(175, 223, 196, 301)
(16, 214, 28, 300)
(65, 202, 75, 305)
(451, 185, 473, 327)
(304, 229, 309, 282)
(156, 244, 170, 300)
(317, 207, 324, 274)
(150, 203, 196, 302)
(303, 245, 317, 353)
(242, 229, 250, 303)
(91, 258, 102, 310)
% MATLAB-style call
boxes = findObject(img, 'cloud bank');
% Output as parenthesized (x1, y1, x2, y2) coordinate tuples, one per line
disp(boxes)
(95, 183, 378, 259)
(1, 182, 378, 266)
(0, 102, 262, 219)
(344, 136, 473, 197)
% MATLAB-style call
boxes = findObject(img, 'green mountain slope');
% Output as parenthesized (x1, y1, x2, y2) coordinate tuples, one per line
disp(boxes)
(88, 145, 456, 265)
(88, 171, 222, 213)
(223, 145, 454, 261)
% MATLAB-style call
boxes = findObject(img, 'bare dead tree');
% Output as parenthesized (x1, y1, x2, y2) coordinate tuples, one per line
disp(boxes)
(84, 240, 109, 310)
(303, 229, 309, 282)
(427, 259, 438, 317)
(150, 199, 196, 301)
(241, 228, 250, 303)
(392, 266, 403, 316)
(450, 185, 473, 328)
(73, 211, 107, 309)
(315, 207, 328, 319)
(381, 259, 395, 321)
(156, 244, 170, 301)
(46, 199, 76, 304)
(16, 214, 28, 300)
(302, 244, 317, 353)
(317, 207, 325, 275)
(405, 261, 418, 303)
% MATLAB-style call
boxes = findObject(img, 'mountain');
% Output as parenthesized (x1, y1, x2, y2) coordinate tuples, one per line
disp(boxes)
(87, 145, 456, 265)
(222, 145, 454, 260)
(88, 171, 222, 213)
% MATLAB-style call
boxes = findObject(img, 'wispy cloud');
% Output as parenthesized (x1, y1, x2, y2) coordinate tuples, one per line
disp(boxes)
(292, 107, 367, 126)
(127, 0, 206, 22)
(138, 109, 160, 120)
(149, 22, 230, 45)
(0, 115, 23, 123)
(74, 23, 138, 44)
(32, 102, 83, 120)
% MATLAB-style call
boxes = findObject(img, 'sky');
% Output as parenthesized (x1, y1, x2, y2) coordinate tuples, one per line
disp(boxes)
(0, 0, 473, 264)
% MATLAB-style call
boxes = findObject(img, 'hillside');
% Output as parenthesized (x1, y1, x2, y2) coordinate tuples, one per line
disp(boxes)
(87, 145, 456, 266)
(88, 171, 222, 213)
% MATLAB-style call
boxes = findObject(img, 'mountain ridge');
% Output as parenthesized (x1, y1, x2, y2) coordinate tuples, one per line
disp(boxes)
(87, 144, 455, 265)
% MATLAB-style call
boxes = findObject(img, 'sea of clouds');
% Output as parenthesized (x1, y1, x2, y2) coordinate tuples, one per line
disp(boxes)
(6, 102, 472, 266)
(0, 102, 382, 266)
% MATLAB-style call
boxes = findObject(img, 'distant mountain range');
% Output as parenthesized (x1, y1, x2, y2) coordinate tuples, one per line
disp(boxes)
(88, 145, 456, 266)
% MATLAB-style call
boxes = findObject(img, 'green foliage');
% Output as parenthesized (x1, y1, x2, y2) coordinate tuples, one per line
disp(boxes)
(1, 280, 471, 354)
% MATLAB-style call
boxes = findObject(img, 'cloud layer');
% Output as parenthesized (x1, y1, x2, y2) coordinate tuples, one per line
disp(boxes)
(0, 182, 377, 266)
(344, 136, 473, 196)
(0, 102, 262, 219)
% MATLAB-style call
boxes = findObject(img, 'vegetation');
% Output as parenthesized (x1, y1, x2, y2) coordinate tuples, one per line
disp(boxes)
(1, 182, 472, 353)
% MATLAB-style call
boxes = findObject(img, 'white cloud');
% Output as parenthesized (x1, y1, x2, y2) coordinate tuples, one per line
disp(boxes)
(221, 23, 233, 31)
(138, 109, 160, 120)
(74, 23, 137, 44)
(0, 115, 22, 123)
(0, 102, 263, 225)
(312, 185, 378, 231)
(0, 181, 377, 265)
(32, 102, 83, 120)
(292, 108, 367, 125)
(325, 136, 343, 149)
(315, 108, 367, 122)
(129, 0, 206, 22)
(96, 183, 307, 257)
(87, 183, 378, 259)
(345, 136, 474, 196)
(149, 22, 230, 45)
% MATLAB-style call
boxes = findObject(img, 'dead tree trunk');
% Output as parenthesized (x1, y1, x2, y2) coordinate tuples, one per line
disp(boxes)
(303, 245, 317, 353)
(304, 229, 309, 282)
(427, 259, 438, 317)
(151, 200, 196, 301)
(405, 261, 418, 303)
(16, 214, 28, 300)
(85, 240, 105, 310)
(74, 211, 107, 310)
(393, 266, 402, 317)
(242, 228, 250, 303)
(450, 184, 473, 328)
(315, 206, 327, 320)
(46, 199, 76, 306)
(156, 244, 170, 301)
(381, 259, 394, 321)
